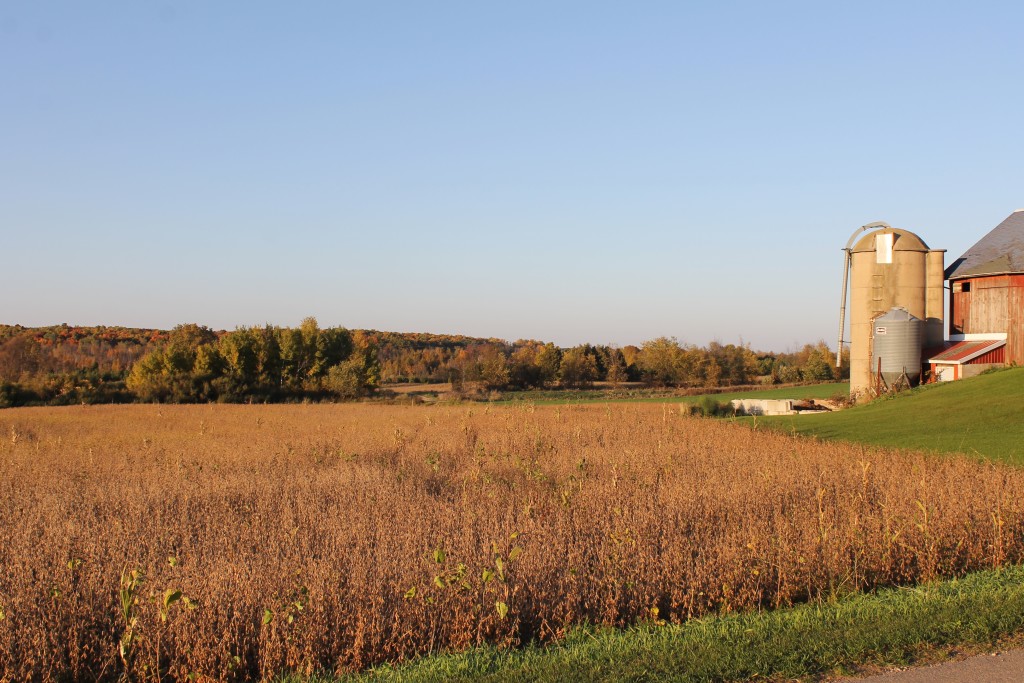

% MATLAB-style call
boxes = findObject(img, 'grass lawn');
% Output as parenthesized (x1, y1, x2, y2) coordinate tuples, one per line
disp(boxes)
(758, 367, 1024, 465)
(498, 382, 849, 406)
(292, 565, 1024, 682)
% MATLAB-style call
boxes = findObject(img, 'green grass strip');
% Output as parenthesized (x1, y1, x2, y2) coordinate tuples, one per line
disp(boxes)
(287, 565, 1024, 682)
(496, 382, 848, 406)
(760, 367, 1024, 464)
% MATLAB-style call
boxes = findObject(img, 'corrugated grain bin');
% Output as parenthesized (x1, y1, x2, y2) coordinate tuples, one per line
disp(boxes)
(871, 307, 923, 387)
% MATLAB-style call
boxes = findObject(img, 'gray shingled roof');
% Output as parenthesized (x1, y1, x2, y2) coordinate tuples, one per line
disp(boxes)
(945, 210, 1024, 280)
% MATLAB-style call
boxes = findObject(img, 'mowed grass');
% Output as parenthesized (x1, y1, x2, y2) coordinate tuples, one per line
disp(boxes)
(499, 382, 849, 406)
(316, 565, 1024, 683)
(760, 368, 1024, 464)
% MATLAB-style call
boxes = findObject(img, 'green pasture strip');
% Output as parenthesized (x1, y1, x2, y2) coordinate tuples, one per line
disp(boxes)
(498, 382, 848, 406)
(758, 367, 1024, 464)
(288, 565, 1024, 683)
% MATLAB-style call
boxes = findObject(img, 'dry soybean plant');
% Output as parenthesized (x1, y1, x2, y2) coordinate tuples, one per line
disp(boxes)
(0, 403, 1022, 680)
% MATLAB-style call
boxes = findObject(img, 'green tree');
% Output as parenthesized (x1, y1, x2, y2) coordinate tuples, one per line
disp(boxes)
(168, 323, 217, 350)
(192, 345, 225, 397)
(605, 354, 628, 385)
(325, 356, 367, 399)
(802, 342, 837, 381)
(637, 337, 685, 386)
(704, 357, 722, 388)
(125, 324, 221, 402)
(559, 347, 598, 389)
(312, 327, 353, 383)
(125, 351, 172, 401)
(508, 343, 543, 388)
(348, 330, 380, 394)
(255, 325, 283, 392)
(534, 343, 562, 387)
(278, 327, 305, 389)
(477, 346, 511, 390)
(218, 328, 259, 398)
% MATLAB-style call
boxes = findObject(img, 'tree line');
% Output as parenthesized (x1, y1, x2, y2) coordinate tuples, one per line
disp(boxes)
(0, 322, 846, 407)
(0, 320, 379, 406)
(0, 324, 160, 406)
(124, 319, 379, 403)
(428, 337, 843, 393)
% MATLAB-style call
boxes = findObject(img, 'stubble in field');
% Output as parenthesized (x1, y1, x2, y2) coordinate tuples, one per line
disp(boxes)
(0, 403, 1021, 680)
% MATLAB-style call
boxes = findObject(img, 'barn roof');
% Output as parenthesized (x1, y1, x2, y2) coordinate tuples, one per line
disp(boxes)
(945, 210, 1024, 280)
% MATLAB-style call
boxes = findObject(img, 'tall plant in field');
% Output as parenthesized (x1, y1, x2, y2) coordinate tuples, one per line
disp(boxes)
(3, 403, 1022, 679)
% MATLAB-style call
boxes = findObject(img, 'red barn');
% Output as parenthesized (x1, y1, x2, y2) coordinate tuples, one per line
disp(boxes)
(931, 210, 1024, 380)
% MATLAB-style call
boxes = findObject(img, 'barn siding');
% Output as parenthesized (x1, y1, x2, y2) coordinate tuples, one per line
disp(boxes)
(951, 288, 968, 335)
(968, 282, 1008, 333)
(1009, 277, 1024, 364)
(950, 278, 971, 336)
(949, 275, 1024, 365)
(975, 275, 1010, 289)
(966, 346, 1006, 364)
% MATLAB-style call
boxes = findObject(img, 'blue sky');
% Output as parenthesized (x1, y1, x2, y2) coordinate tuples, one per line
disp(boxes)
(2, 2, 1022, 350)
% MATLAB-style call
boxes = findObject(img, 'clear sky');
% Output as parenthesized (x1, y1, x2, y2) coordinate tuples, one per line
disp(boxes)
(2, 1, 1022, 350)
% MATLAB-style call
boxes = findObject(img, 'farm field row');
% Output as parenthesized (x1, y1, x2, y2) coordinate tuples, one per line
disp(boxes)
(325, 565, 1024, 682)
(1, 400, 1020, 681)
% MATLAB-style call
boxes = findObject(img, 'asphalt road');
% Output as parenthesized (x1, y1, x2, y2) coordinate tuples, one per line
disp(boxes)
(855, 649, 1024, 682)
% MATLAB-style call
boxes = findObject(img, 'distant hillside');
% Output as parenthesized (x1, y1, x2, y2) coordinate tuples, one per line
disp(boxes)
(0, 324, 162, 405)
(0, 323, 553, 406)
(761, 368, 1024, 464)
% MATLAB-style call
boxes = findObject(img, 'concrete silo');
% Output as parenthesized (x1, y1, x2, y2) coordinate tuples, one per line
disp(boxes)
(836, 223, 945, 399)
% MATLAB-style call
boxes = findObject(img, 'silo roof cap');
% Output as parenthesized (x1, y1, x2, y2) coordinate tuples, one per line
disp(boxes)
(851, 228, 930, 253)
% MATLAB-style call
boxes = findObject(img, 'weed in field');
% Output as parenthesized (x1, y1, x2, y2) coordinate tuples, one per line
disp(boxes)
(1, 403, 1023, 680)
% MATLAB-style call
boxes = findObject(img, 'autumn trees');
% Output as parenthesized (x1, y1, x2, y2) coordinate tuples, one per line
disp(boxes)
(0, 322, 846, 407)
(632, 337, 758, 387)
(438, 337, 840, 393)
(558, 348, 598, 388)
(0, 324, 153, 406)
(126, 319, 378, 403)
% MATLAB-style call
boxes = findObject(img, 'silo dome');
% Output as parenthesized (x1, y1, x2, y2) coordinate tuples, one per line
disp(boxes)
(851, 229, 930, 254)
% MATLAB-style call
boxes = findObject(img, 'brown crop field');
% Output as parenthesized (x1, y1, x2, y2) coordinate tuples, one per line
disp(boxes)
(2, 403, 1023, 681)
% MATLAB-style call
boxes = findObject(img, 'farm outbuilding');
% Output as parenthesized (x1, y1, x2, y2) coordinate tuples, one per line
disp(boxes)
(938, 209, 1024, 377)
(928, 338, 1006, 381)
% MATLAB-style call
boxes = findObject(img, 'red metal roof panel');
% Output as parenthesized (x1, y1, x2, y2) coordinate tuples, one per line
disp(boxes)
(929, 339, 1006, 363)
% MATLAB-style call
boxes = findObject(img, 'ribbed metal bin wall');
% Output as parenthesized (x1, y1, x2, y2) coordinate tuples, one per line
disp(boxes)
(871, 307, 923, 387)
